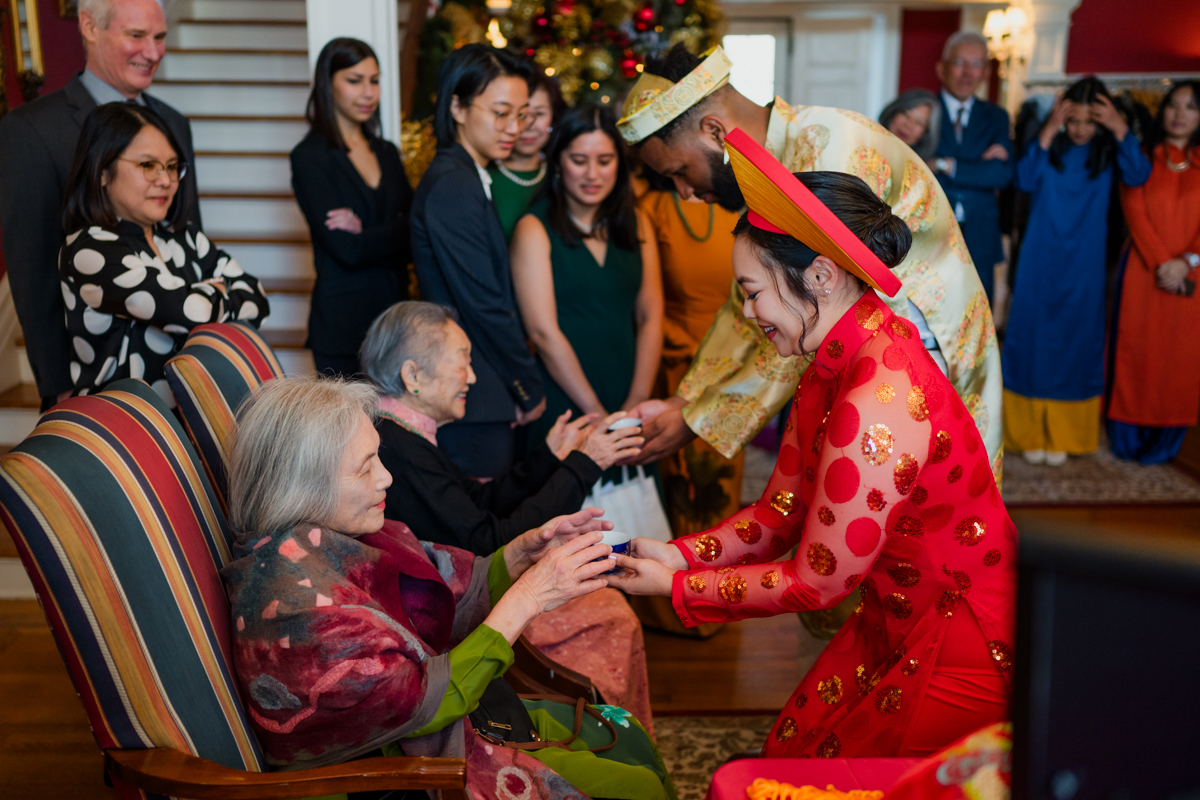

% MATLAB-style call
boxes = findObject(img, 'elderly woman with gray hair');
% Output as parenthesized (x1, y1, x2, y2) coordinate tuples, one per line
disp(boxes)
(878, 88, 943, 160)
(220, 377, 674, 799)
(361, 299, 657, 734)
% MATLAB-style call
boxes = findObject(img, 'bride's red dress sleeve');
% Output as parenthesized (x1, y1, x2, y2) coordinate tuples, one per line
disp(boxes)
(670, 342, 933, 626)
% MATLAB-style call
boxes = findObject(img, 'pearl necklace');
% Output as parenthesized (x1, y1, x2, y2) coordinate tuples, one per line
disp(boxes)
(568, 211, 597, 235)
(497, 159, 547, 187)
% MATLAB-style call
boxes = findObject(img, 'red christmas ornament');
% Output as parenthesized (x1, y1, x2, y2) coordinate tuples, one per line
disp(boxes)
(635, 6, 655, 22)
(621, 57, 639, 78)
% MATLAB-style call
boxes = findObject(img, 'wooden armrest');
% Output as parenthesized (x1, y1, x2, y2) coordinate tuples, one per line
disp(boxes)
(105, 747, 466, 799)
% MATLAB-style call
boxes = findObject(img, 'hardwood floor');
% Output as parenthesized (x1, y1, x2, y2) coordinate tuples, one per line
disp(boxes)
(3, 504, 1199, 797)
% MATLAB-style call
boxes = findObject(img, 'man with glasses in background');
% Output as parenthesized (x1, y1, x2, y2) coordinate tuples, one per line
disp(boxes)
(0, 0, 198, 411)
(930, 31, 1013, 304)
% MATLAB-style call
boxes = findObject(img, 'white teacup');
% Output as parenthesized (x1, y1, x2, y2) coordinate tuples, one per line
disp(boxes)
(597, 530, 630, 574)
(607, 417, 642, 432)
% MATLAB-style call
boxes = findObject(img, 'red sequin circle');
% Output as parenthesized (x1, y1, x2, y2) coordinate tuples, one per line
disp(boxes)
(866, 488, 887, 512)
(734, 519, 762, 544)
(929, 431, 952, 464)
(824, 457, 861, 503)
(817, 506, 836, 526)
(983, 548, 1002, 566)
(807, 542, 837, 576)
(883, 593, 913, 619)
(826, 339, 845, 360)
(846, 517, 881, 556)
(954, 516, 987, 546)
(815, 732, 842, 758)
(893, 454, 918, 495)
(947, 464, 964, 483)
(695, 534, 722, 561)
(887, 563, 921, 587)
(909, 485, 929, 506)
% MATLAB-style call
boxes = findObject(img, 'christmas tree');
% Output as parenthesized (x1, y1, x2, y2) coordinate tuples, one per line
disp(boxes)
(411, 0, 723, 120)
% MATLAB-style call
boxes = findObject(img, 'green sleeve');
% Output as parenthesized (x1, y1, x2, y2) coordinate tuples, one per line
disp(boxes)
(487, 545, 513, 607)
(405, 623, 514, 738)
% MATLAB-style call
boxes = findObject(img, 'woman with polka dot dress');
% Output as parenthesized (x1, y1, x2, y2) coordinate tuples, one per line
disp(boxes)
(611, 130, 1016, 759)
(59, 104, 269, 402)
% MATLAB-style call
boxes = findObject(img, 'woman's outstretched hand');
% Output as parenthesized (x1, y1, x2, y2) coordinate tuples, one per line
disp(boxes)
(580, 412, 645, 469)
(506, 507, 613, 579)
(545, 409, 597, 460)
(487, 531, 614, 643)
(628, 536, 688, 570)
(605, 553, 675, 597)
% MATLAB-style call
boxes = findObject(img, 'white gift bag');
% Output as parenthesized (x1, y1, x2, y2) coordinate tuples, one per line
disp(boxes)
(582, 466, 672, 543)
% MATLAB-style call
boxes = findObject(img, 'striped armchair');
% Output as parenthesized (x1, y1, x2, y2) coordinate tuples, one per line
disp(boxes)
(0, 379, 465, 799)
(165, 322, 285, 514)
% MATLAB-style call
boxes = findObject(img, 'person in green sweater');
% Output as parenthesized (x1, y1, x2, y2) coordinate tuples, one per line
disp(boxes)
(490, 70, 564, 241)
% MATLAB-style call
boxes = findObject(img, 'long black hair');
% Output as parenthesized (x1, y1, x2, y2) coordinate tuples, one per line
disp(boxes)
(1147, 80, 1200, 157)
(732, 171, 911, 351)
(306, 37, 381, 150)
(1048, 76, 1118, 179)
(433, 44, 530, 148)
(543, 103, 639, 251)
(62, 103, 192, 234)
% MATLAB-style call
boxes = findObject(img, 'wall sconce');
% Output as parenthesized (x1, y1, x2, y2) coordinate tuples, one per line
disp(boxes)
(7, 0, 45, 100)
(983, 6, 1029, 77)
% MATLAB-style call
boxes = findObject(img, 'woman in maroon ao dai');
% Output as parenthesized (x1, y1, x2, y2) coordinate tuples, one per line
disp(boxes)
(612, 130, 1016, 759)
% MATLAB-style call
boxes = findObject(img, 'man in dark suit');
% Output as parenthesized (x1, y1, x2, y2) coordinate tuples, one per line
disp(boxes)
(929, 31, 1013, 304)
(0, 0, 199, 410)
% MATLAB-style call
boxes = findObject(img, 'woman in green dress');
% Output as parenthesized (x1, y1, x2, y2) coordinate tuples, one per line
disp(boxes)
(510, 103, 663, 486)
(489, 71, 563, 241)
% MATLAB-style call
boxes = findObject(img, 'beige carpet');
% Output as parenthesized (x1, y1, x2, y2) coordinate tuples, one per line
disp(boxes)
(742, 440, 1200, 507)
(655, 715, 775, 800)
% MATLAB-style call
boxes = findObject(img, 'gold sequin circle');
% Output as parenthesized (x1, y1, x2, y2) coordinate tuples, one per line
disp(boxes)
(687, 574, 706, 594)
(954, 516, 987, 546)
(887, 563, 921, 588)
(718, 574, 747, 603)
(936, 589, 959, 617)
(761, 570, 780, 589)
(817, 506, 836, 526)
(817, 675, 844, 704)
(901, 658, 920, 676)
(894, 454, 919, 495)
(907, 386, 929, 422)
(826, 339, 844, 360)
(861, 424, 894, 467)
(875, 685, 903, 715)
(889, 318, 912, 339)
(855, 302, 884, 331)
(695, 534, 722, 561)
(771, 490, 796, 516)
(816, 732, 842, 758)
(884, 593, 913, 619)
(737, 553, 759, 565)
(988, 639, 1014, 672)
(807, 543, 837, 576)
(876, 383, 895, 403)
(734, 519, 762, 544)
(776, 717, 798, 742)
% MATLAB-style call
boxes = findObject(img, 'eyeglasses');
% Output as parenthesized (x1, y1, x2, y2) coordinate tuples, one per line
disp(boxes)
(949, 58, 988, 71)
(472, 103, 529, 131)
(120, 158, 189, 183)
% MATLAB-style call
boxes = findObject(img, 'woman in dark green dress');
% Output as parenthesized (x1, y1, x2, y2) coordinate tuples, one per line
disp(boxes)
(489, 71, 563, 242)
(511, 104, 663, 485)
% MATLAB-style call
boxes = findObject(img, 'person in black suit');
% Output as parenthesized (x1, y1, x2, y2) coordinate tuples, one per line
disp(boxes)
(928, 31, 1014, 304)
(0, 0, 199, 410)
(411, 44, 546, 478)
(291, 38, 413, 378)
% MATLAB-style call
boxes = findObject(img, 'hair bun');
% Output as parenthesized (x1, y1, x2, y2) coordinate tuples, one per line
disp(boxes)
(865, 209, 912, 269)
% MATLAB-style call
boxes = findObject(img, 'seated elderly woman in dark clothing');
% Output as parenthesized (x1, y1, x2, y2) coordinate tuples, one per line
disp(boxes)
(360, 300, 657, 733)
(220, 377, 674, 800)
(361, 300, 641, 554)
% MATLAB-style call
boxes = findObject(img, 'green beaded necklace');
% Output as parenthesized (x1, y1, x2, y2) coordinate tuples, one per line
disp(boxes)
(374, 407, 424, 439)
(671, 191, 715, 242)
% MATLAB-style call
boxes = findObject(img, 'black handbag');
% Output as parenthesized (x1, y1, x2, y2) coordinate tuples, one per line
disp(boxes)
(468, 677, 618, 753)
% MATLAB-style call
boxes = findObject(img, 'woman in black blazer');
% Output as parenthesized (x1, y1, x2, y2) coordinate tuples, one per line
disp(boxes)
(291, 38, 413, 377)
(411, 44, 546, 478)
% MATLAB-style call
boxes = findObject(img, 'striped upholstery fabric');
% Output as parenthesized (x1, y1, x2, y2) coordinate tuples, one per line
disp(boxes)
(165, 322, 284, 515)
(0, 379, 265, 798)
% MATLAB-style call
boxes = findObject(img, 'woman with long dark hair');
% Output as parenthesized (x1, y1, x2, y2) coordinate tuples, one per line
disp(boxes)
(611, 130, 1018, 759)
(510, 103, 663, 487)
(59, 103, 268, 401)
(291, 37, 414, 377)
(411, 43, 545, 478)
(1002, 76, 1150, 465)
(1108, 80, 1200, 463)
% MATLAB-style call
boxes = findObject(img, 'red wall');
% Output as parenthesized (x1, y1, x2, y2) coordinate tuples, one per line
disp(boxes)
(1065, 0, 1200, 74)
(898, 8, 962, 93)
(0, 1, 85, 280)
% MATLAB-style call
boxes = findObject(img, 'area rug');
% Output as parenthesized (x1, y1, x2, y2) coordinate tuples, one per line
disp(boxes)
(655, 715, 775, 800)
(742, 440, 1200, 507)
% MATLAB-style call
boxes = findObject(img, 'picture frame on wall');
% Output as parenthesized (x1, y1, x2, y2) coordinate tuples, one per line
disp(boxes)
(60, 0, 77, 19)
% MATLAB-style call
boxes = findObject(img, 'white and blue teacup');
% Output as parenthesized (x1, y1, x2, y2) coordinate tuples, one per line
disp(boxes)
(598, 530, 630, 574)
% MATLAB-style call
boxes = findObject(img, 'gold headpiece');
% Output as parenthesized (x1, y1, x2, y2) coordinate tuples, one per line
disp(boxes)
(617, 46, 733, 145)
